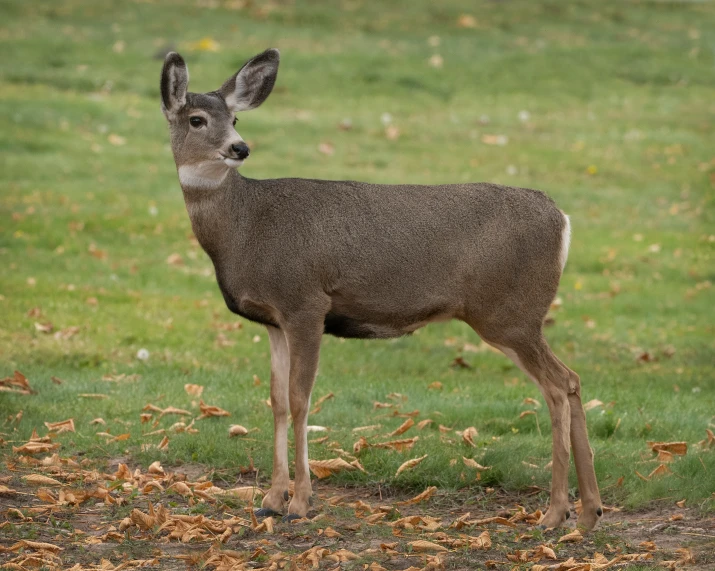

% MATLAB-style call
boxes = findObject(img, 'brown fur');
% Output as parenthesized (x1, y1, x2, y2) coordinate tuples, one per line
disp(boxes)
(160, 49, 603, 530)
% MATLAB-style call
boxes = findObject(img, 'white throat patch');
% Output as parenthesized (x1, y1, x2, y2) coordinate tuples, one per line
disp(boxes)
(178, 161, 229, 189)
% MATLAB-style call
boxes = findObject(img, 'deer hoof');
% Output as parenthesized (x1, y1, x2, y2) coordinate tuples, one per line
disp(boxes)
(254, 507, 282, 518)
(282, 513, 304, 523)
(596, 507, 603, 517)
(565, 510, 571, 520)
(283, 490, 290, 502)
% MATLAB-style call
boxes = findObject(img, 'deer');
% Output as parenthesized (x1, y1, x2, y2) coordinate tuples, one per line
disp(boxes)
(160, 48, 603, 531)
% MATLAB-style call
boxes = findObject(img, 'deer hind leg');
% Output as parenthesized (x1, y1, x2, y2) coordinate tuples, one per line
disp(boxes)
(490, 334, 601, 530)
(474, 326, 577, 529)
(558, 354, 603, 531)
(256, 325, 292, 517)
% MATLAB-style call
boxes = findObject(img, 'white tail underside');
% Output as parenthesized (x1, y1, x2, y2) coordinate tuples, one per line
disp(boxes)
(559, 213, 571, 271)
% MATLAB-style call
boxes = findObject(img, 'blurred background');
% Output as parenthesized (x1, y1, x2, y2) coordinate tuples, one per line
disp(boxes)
(1, 0, 713, 507)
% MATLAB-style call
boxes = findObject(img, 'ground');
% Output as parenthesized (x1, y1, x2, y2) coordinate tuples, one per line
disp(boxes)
(1, 456, 713, 570)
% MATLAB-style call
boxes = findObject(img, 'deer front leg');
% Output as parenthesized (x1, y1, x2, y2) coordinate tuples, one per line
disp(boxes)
(256, 326, 291, 517)
(284, 320, 323, 521)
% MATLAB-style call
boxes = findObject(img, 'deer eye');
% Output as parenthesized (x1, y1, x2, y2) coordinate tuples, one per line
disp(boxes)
(232, 117, 237, 127)
(189, 116, 205, 128)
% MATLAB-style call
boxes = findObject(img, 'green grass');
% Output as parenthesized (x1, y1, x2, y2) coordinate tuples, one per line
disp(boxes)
(1, 0, 714, 513)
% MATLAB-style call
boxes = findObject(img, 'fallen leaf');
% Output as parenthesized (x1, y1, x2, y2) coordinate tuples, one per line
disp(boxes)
(44, 419, 75, 433)
(309, 458, 358, 479)
(583, 399, 604, 411)
(13, 441, 60, 455)
(0, 484, 17, 495)
(198, 400, 230, 419)
(396, 454, 428, 477)
(648, 441, 687, 455)
(23, 474, 62, 486)
(558, 529, 583, 543)
(372, 436, 419, 452)
(396, 486, 437, 506)
(0, 370, 35, 394)
(229, 424, 248, 437)
(184, 383, 204, 397)
(461, 426, 478, 447)
(189, 37, 220, 52)
(469, 530, 492, 549)
(416, 419, 433, 429)
(390, 418, 414, 436)
(648, 463, 672, 478)
(130, 508, 155, 530)
(462, 457, 490, 470)
(427, 382, 442, 390)
(409, 540, 447, 553)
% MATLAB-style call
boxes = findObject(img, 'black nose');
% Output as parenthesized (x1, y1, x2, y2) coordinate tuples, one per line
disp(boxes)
(231, 142, 250, 160)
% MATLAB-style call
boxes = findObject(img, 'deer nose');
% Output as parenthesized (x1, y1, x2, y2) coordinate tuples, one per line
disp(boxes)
(231, 142, 250, 160)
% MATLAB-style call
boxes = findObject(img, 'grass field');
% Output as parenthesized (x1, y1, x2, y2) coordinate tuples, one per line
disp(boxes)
(1, 0, 714, 567)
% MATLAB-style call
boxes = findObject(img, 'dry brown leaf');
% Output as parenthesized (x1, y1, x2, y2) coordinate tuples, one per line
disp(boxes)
(461, 426, 478, 447)
(23, 474, 62, 486)
(373, 436, 419, 452)
(583, 399, 604, 411)
(396, 486, 437, 506)
(10, 540, 63, 553)
(158, 435, 169, 450)
(427, 382, 442, 390)
(416, 419, 433, 429)
(12, 441, 60, 455)
(462, 457, 491, 470)
(353, 436, 370, 454)
(395, 454, 428, 477)
(184, 383, 204, 397)
(352, 424, 382, 433)
(159, 405, 191, 418)
(309, 458, 358, 479)
(224, 486, 263, 501)
(469, 530, 492, 549)
(558, 529, 583, 543)
(648, 441, 687, 455)
(44, 418, 75, 433)
(523, 397, 541, 408)
(310, 392, 334, 414)
(648, 463, 672, 478)
(390, 418, 414, 436)
(198, 400, 231, 419)
(0, 370, 35, 394)
(229, 424, 248, 437)
(130, 508, 155, 530)
(326, 549, 359, 562)
(148, 461, 164, 475)
(409, 540, 448, 553)
(0, 484, 17, 495)
(323, 526, 342, 538)
(534, 544, 557, 560)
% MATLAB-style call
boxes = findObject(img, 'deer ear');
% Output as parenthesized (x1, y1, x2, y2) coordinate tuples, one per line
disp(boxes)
(219, 48, 279, 112)
(161, 52, 189, 119)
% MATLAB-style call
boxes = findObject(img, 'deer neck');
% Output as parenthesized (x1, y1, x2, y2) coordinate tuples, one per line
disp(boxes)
(178, 166, 247, 260)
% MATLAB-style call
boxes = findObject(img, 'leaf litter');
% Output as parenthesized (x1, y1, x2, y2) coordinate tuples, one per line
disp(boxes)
(1, 392, 712, 570)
